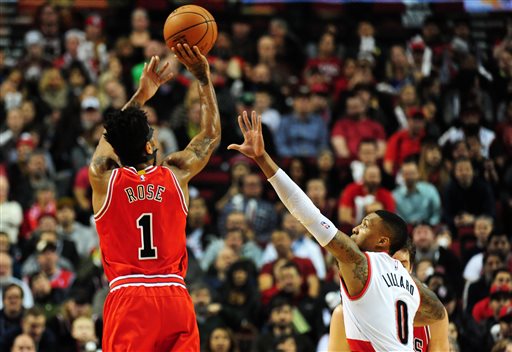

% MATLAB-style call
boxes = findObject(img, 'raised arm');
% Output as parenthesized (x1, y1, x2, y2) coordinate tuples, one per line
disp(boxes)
(163, 44, 221, 187)
(228, 111, 368, 296)
(89, 56, 174, 205)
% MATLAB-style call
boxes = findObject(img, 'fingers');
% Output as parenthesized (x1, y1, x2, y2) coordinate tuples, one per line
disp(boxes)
(237, 115, 248, 136)
(242, 111, 251, 132)
(251, 111, 257, 131)
(227, 144, 241, 151)
(257, 114, 262, 134)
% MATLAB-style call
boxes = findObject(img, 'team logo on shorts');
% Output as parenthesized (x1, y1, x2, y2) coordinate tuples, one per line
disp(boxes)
(320, 221, 330, 229)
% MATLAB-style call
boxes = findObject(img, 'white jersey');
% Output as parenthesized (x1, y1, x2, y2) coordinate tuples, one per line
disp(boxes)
(340, 252, 421, 352)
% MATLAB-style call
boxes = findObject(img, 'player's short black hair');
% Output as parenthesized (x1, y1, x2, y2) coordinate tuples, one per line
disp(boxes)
(103, 107, 152, 167)
(375, 210, 408, 255)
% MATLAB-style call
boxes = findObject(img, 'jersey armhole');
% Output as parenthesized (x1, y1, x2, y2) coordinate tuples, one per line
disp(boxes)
(93, 168, 119, 221)
(165, 167, 188, 215)
(339, 252, 372, 301)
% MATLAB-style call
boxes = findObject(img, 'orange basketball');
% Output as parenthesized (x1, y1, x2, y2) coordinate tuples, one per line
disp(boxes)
(163, 5, 217, 55)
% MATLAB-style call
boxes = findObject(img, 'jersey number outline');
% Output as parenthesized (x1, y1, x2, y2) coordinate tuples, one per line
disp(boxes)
(137, 213, 158, 260)
(396, 299, 409, 345)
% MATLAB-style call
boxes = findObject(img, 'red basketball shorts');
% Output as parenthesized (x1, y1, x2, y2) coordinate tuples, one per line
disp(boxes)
(102, 285, 199, 351)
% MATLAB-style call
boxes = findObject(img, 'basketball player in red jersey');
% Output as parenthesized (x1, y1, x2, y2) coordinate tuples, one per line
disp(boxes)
(328, 240, 448, 351)
(229, 111, 449, 351)
(89, 44, 220, 351)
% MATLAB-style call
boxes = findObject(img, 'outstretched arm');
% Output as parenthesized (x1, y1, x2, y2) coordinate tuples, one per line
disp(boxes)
(163, 44, 221, 188)
(89, 56, 174, 209)
(228, 111, 368, 296)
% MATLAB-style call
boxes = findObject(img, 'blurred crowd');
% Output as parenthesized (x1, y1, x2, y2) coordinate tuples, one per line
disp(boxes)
(0, 2, 512, 352)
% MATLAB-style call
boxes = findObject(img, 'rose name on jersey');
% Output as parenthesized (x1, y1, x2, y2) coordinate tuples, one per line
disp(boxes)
(381, 272, 415, 296)
(124, 184, 166, 203)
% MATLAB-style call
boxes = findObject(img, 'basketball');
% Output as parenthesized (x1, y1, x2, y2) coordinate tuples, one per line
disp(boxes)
(163, 5, 218, 55)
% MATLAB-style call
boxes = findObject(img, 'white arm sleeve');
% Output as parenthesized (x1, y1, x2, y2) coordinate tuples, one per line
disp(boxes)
(268, 169, 338, 246)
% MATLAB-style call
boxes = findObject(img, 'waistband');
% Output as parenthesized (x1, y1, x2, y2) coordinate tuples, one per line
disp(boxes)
(109, 274, 186, 292)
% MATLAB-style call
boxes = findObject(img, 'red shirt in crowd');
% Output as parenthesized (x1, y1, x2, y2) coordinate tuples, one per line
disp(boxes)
(384, 129, 424, 174)
(338, 183, 396, 223)
(331, 117, 386, 158)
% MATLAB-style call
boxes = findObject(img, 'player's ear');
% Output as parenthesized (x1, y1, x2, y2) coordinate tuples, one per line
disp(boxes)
(145, 141, 153, 154)
(376, 235, 390, 250)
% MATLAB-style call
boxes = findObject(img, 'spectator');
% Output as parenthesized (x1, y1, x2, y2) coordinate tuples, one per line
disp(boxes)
(204, 326, 239, 352)
(275, 86, 329, 158)
(0, 307, 57, 352)
(0, 253, 34, 309)
(0, 175, 23, 244)
(306, 178, 337, 225)
(10, 334, 36, 352)
(417, 140, 451, 194)
(439, 105, 496, 158)
(214, 156, 252, 213)
(259, 230, 319, 300)
(55, 198, 96, 260)
(466, 250, 506, 315)
(129, 8, 151, 52)
(70, 316, 100, 352)
(0, 284, 24, 335)
(313, 149, 344, 199)
(18, 31, 52, 86)
(186, 196, 219, 262)
(218, 174, 277, 244)
(28, 271, 66, 319)
(412, 223, 463, 295)
(53, 30, 86, 73)
(443, 157, 495, 235)
(384, 107, 425, 176)
(261, 212, 326, 280)
(461, 215, 494, 265)
(393, 157, 441, 226)
(330, 94, 386, 159)
(254, 88, 281, 136)
(472, 270, 512, 323)
(253, 295, 314, 352)
(338, 164, 395, 227)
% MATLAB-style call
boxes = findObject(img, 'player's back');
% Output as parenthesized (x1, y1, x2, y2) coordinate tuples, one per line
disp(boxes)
(340, 251, 421, 352)
(94, 165, 188, 289)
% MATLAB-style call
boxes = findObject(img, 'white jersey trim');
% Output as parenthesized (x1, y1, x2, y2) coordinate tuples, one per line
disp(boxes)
(166, 167, 188, 215)
(109, 273, 184, 286)
(110, 282, 187, 292)
(93, 168, 119, 221)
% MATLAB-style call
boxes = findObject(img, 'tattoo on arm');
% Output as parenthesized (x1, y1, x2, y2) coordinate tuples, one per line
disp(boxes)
(414, 277, 446, 321)
(327, 232, 368, 286)
(186, 137, 215, 159)
(92, 156, 116, 174)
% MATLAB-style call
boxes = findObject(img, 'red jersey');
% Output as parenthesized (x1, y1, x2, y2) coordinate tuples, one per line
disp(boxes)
(413, 326, 430, 352)
(94, 165, 188, 289)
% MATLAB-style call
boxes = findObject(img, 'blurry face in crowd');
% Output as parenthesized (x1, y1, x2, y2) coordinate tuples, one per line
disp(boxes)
(358, 141, 377, 165)
(224, 230, 244, 254)
(7, 108, 24, 134)
(488, 235, 511, 258)
(3, 285, 23, 317)
(11, 334, 36, 352)
(318, 33, 335, 57)
(424, 145, 442, 167)
(493, 271, 512, 288)
(401, 162, 419, 189)
(277, 266, 302, 294)
(254, 91, 272, 111)
(231, 162, 250, 181)
(292, 95, 311, 116)
(226, 212, 248, 233)
(131, 9, 148, 32)
(346, 96, 365, 119)
(30, 273, 51, 298)
(474, 217, 493, 244)
(412, 225, 435, 251)
(272, 230, 292, 257)
(317, 149, 334, 171)
(306, 179, 326, 202)
(400, 85, 417, 106)
(242, 174, 262, 198)
(0, 233, 9, 253)
(209, 328, 231, 352)
(21, 101, 36, 125)
(362, 165, 381, 192)
(22, 314, 46, 343)
(187, 198, 207, 225)
(390, 45, 408, 67)
(258, 36, 276, 62)
(27, 153, 47, 178)
(282, 213, 306, 239)
(251, 64, 271, 83)
(358, 21, 374, 37)
(215, 247, 238, 272)
(191, 287, 211, 308)
(484, 254, 504, 278)
(56, 206, 75, 227)
(0, 252, 12, 277)
(271, 304, 293, 329)
(415, 260, 434, 283)
(454, 160, 473, 188)
(71, 317, 96, 343)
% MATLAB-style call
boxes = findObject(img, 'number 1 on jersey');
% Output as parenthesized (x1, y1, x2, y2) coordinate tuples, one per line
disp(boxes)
(137, 213, 158, 260)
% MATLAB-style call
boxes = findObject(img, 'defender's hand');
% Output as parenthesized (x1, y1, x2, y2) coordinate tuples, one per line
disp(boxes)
(172, 44, 210, 85)
(137, 55, 174, 103)
(227, 111, 265, 159)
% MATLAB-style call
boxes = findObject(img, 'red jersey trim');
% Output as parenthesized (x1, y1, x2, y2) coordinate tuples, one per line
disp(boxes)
(166, 167, 188, 215)
(346, 338, 376, 352)
(109, 274, 186, 292)
(123, 165, 158, 175)
(93, 168, 119, 221)
(340, 252, 372, 301)
(110, 282, 187, 292)
(109, 273, 184, 286)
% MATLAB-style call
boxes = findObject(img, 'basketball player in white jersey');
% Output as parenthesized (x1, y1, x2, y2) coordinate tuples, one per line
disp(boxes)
(328, 241, 449, 351)
(229, 111, 449, 352)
